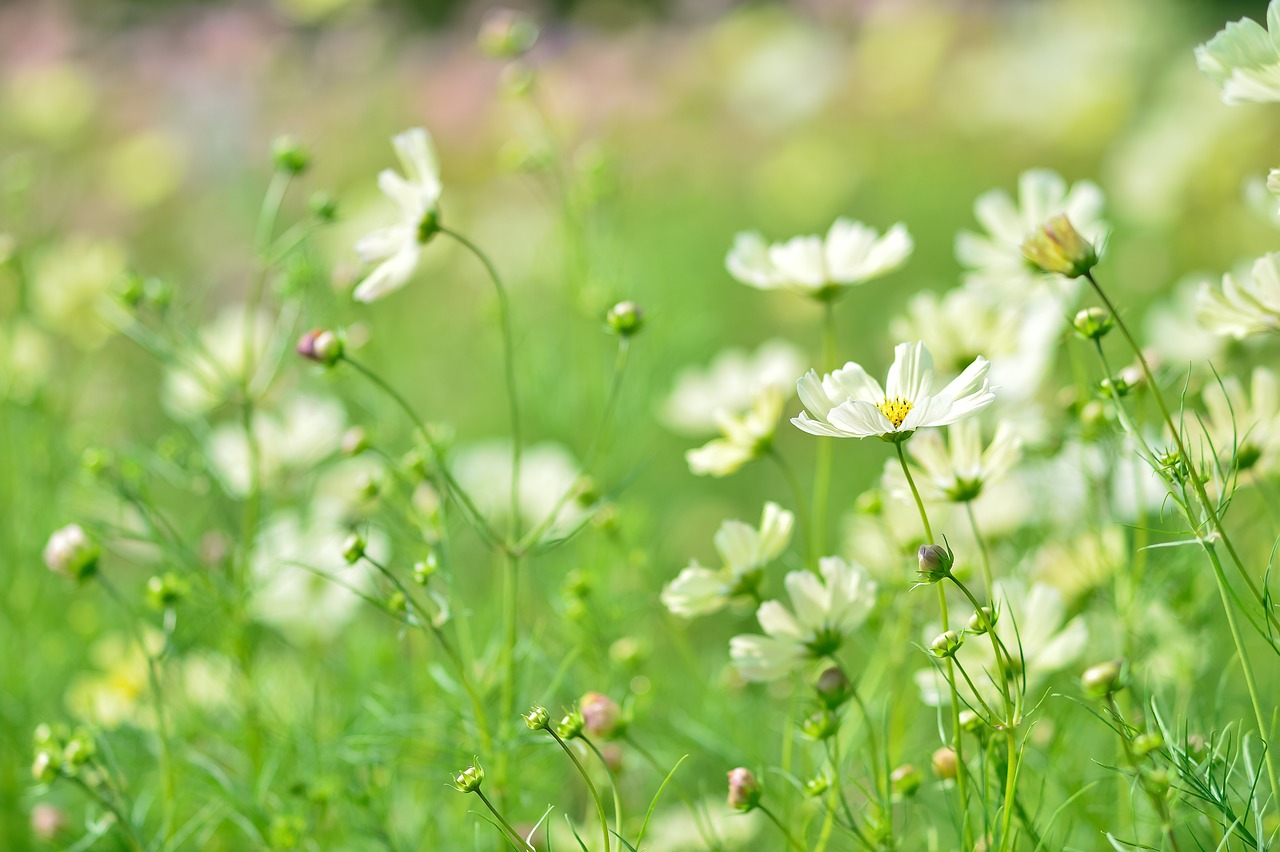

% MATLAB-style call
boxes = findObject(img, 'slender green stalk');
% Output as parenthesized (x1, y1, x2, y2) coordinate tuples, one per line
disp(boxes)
(964, 501, 994, 597)
(895, 442, 933, 543)
(68, 775, 147, 852)
(496, 550, 521, 797)
(549, 730, 611, 852)
(583, 736, 624, 843)
(1104, 696, 1182, 852)
(759, 804, 808, 852)
(474, 789, 532, 850)
(769, 448, 811, 568)
(625, 735, 722, 850)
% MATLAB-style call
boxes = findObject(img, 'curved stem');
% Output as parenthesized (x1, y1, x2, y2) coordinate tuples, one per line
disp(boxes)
(68, 776, 147, 852)
(583, 736, 624, 844)
(759, 804, 807, 852)
(549, 730, 611, 852)
(474, 789, 532, 850)
(895, 442, 933, 543)
(964, 501, 994, 596)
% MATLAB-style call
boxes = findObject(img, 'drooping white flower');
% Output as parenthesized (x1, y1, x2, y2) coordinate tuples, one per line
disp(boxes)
(729, 557, 876, 681)
(662, 502, 795, 618)
(686, 385, 783, 477)
(792, 341, 995, 442)
(914, 580, 1086, 707)
(1196, 252, 1280, 338)
(726, 219, 912, 299)
(661, 339, 805, 436)
(1200, 366, 1280, 479)
(887, 419, 1022, 503)
(956, 169, 1105, 298)
(1195, 2, 1280, 104)
(352, 128, 443, 303)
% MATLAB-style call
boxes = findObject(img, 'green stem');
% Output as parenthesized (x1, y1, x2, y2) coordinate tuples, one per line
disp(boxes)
(496, 550, 521, 799)
(68, 775, 147, 852)
(895, 442, 933, 543)
(549, 730, 611, 852)
(769, 448, 811, 568)
(474, 789, 532, 850)
(759, 804, 807, 852)
(583, 736, 624, 843)
(625, 736, 722, 850)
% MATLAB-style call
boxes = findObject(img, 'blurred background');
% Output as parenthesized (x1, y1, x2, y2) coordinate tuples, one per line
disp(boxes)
(3, 0, 1280, 847)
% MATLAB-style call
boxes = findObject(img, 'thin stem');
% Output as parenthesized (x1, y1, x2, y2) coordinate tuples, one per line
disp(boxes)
(496, 550, 521, 799)
(68, 775, 147, 852)
(759, 804, 807, 852)
(769, 448, 811, 568)
(1104, 696, 1183, 852)
(625, 735, 722, 850)
(895, 442, 933, 543)
(549, 730, 611, 852)
(964, 501, 994, 596)
(583, 736, 624, 844)
(474, 789, 532, 850)
(441, 226, 523, 542)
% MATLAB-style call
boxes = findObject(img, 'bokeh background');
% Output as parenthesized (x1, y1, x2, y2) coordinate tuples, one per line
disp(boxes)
(3, 0, 1280, 848)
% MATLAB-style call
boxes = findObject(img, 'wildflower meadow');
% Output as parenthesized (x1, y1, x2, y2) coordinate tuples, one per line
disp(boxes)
(7, 1, 1280, 849)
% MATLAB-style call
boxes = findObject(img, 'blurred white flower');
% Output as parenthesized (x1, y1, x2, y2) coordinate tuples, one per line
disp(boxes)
(726, 219, 912, 299)
(65, 629, 165, 729)
(661, 339, 805, 435)
(162, 306, 273, 420)
(887, 419, 1022, 504)
(207, 393, 346, 496)
(915, 580, 1086, 707)
(792, 342, 994, 441)
(1144, 278, 1227, 367)
(1195, 3, 1280, 104)
(956, 169, 1105, 298)
(729, 556, 876, 681)
(662, 502, 794, 617)
(1032, 528, 1126, 603)
(29, 236, 127, 347)
(0, 320, 54, 403)
(454, 441, 586, 534)
(1200, 367, 1280, 479)
(250, 507, 386, 642)
(352, 128, 443, 303)
(686, 385, 783, 477)
(1196, 252, 1280, 338)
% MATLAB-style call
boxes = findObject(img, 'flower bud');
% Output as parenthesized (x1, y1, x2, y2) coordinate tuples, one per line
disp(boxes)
(453, 763, 484, 793)
(1020, 214, 1098, 279)
(43, 524, 99, 581)
(890, 764, 923, 798)
(413, 555, 438, 586)
(1098, 375, 1132, 399)
(1073, 307, 1113, 341)
(309, 191, 338, 222)
(916, 543, 953, 583)
(1133, 732, 1164, 756)
(1187, 733, 1209, 762)
(609, 637, 646, 668)
(931, 747, 958, 780)
(524, 705, 551, 731)
(803, 775, 831, 797)
(62, 728, 95, 768)
(1080, 659, 1126, 699)
(813, 666, 851, 709)
(606, 301, 644, 337)
(387, 590, 407, 617)
(31, 750, 60, 784)
(557, 710, 584, 740)
(801, 709, 839, 740)
(271, 135, 309, 175)
(580, 692, 623, 739)
(966, 607, 997, 635)
(1142, 768, 1170, 795)
(341, 427, 368, 456)
(727, 767, 762, 811)
(296, 328, 344, 367)
(146, 573, 188, 610)
(477, 8, 539, 58)
(929, 630, 964, 659)
(341, 533, 366, 564)
(959, 709, 984, 733)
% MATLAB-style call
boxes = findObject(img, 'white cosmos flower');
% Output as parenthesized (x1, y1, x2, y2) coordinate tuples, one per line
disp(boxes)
(956, 169, 1105, 298)
(686, 385, 784, 477)
(792, 342, 995, 442)
(352, 128, 443, 303)
(729, 557, 876, 682)
(661, 339, 805, 435)
(1200, 366, 1280, 479)
(454, 440, 586, 534)
(1196, 252, 1280, 338)
(207, 393, 346, 497)
(914, 580, 1086, 707)
(1195, 2, 1280, 104)
(726, 219, 912, 298)
(662, 502, 795, 618)
(162, 306, 273, 420)
(888, 419, 1022, 503)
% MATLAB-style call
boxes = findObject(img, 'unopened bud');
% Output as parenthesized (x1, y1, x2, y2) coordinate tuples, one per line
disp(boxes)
(815, 666, 851, 709)
(524, 705, 551, 731)
(31, 751, 60, 784)
(803, 775, 831, 797)
(801, 709, 839, 740)
(959, 709, 985, 733)
(557, 710, 584, 740)
(296, 329, 344, 367)
(929, 630, 964, 659)
(1021, 214, 1098, 279)
(606, 301, 644, 337)
(341, 533, 366, 564)
(309, 191, 338, 222)
(146, 573, 188, 610)
(341, 427, 369, 456)
(917, 543, 954, 583)
(1133, 732, 1164, 756)
(453, 763, 484, 793)
(580, 692, 624, 739)
(387, 591, 407, 617)
(272, 135, 309, 175)
(727, 767, 762, 811)
(413, 555, 438, 585)
(1073, 307, 1113, 341)
(966, 607, 997, 635)
(931, 747, 958, 780)
(62, 729, 95, 767)
(43, 524, 99, 581)
(1080, 659, 1126, 699)
(890, 764, 923, 798)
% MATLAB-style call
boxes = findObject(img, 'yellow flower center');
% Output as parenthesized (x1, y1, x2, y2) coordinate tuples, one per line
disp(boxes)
(877, 396, 914, 429)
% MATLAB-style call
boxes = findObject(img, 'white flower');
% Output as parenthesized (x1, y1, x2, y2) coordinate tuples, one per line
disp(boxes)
(352, 128, 443, 303)
(453, 441, 586, 535)
(662, 503, 795, 617)
(162, 306, 273, 420)
(1196, 252, 1280, 338)
(1195, 2, 1280, 104)
(726, 219, 912, 298)
(915, 580, 1086, 707)
(729, 557, 876, 681)
(792, 341, 995, 442)
(686, 385, 783, 477)
(888, 419, 1022, 503)
(661, 340, 805, 436)
(1200, 366, 1280, 478)
(207, 393, 346, 496)
(956, 169, 1105, 298)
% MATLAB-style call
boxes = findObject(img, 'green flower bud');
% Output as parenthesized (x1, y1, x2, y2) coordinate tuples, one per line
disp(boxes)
(62, 729, 95, 768)
(606, 301, 645, 337)
(387, 591, 407, 617)
(32, 750, 60, 784)
(803, 775, 831, 798)
(929, 630, 964, 659)
(917, 543, 954, 583)
(309, 191, 338, 222)
(890, 764, 923, 798)
(524, 705, 551, 731)
(1073, 307, 1114, 341)
(271, 135, 309, 175)
(1133, 732, 1164, 756)
(1098, 375, 1132, 399)
(801, 709, 839, 740)
(453, 763, 484, 793)
(296, 328, 344, 367)
(1021, 214, 1099, 279)
(727, 767, 762, 812)
(959, 709, 985, 733)
(1080, 659, 1126, 699)
(341, 428, 369, 456)
(966, 607, 997, 635)
(931, 747, 958, 780)
(815, 666, 852, 709)
(412, 555, 439, 586)
(341, 533, 366, 564)
(556, 710, 584, 740)
(146, 573, 188, 610)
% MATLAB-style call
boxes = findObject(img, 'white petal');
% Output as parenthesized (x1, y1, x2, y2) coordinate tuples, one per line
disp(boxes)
(353, 247, 421, 303)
